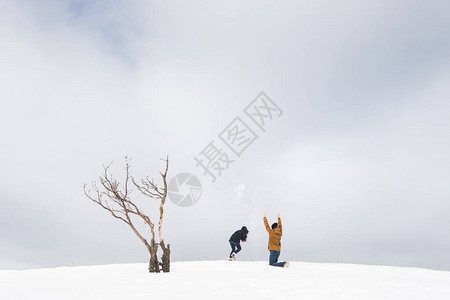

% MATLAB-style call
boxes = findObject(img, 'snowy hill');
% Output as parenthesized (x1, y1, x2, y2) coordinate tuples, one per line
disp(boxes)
(1, 261, 450, 299)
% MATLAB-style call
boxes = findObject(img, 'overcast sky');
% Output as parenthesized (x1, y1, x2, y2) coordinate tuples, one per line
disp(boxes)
(1, 0, 449, 271)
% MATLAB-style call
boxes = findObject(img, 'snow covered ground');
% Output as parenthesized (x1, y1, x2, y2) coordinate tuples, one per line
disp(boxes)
(1, 260, 450, 299)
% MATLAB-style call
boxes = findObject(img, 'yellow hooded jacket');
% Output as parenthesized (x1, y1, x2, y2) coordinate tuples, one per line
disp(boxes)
(263, 217, 282, 252)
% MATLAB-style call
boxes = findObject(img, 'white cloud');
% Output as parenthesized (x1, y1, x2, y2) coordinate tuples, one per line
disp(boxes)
(1, 0, 450, 270)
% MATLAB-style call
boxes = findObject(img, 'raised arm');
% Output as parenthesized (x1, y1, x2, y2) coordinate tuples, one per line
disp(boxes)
(263, 216, 270, 233)
(277, 213, 282, 235)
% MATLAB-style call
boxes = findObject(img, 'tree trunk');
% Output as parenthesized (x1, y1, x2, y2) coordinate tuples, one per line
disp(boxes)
(148, 239, 160, 273)
(160, 241, 171, 273)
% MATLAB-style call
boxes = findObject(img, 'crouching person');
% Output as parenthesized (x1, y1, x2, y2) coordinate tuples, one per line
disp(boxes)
(228, 226, 249, 261)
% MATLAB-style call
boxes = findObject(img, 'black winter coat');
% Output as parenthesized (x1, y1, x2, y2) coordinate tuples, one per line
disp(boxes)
(229, 226, 249, 243)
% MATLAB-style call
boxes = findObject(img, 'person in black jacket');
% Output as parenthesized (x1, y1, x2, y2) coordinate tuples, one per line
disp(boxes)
(228, 226, 249, 260)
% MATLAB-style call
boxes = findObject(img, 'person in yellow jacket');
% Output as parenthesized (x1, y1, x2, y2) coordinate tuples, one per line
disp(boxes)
(263, 212, 289, 268)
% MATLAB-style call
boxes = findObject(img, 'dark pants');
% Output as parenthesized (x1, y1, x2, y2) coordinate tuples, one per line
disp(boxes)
(269, 250, 285, 267)
(229, 241, 241, 258)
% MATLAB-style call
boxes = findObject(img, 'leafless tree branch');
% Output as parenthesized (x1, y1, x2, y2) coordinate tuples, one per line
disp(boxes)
(84, 155, 171, 272)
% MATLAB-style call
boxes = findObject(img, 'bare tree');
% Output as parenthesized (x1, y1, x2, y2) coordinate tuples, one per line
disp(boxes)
(132, 156, 170, 272)
(83, 156, 170, 273)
